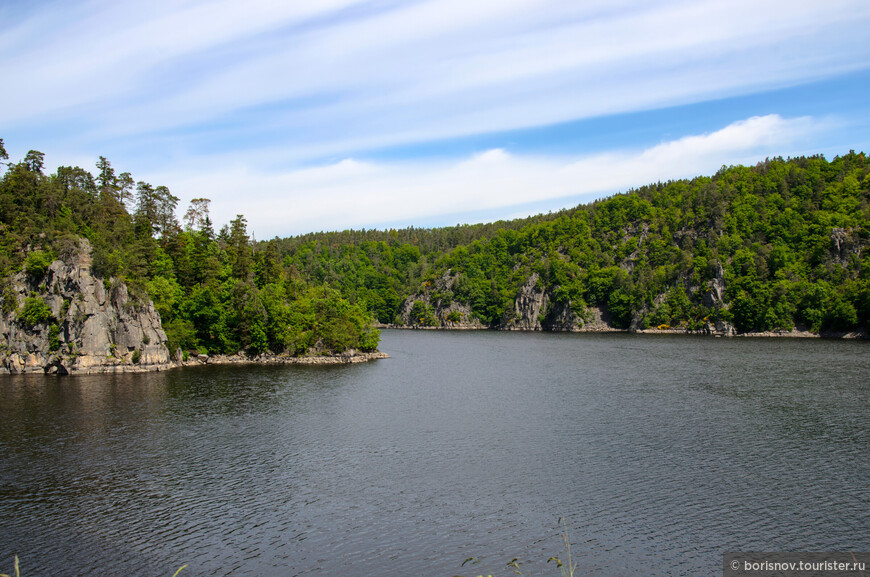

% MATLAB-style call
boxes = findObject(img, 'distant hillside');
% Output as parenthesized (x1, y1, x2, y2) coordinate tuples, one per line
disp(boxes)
(3, 136, 866, 356)
(278, 152, 870, 336)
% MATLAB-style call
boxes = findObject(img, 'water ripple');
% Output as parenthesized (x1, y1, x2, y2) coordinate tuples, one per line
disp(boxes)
(1, 331, 868, 576)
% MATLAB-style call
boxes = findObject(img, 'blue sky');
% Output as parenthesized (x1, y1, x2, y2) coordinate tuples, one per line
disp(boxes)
(2, 0, 870, 237)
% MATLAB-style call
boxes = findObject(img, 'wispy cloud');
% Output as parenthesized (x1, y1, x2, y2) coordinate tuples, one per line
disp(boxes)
(154, 114, 824, 237)
(2, 1, 866, 235)
(2, 0, 868, 164)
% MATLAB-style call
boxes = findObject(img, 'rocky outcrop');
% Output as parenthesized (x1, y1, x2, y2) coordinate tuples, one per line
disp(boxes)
(398, 270, 619, 333)
(0, 240, 173, 374)
(701, 263, 726, 308)
(398, 271, 486, 329)
(830, 227, 862, 264)
(501, 273, 618, 332)
(502, 273, 548, 330)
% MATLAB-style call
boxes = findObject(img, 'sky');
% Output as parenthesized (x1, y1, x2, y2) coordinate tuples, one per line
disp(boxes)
(2, 0, 870, 238)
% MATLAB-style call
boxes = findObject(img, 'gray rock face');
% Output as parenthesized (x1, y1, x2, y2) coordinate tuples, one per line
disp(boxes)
(502, 273, 546, 330)
(703, 263, 727, 308)
(399, 269, 616, 332)
(830, 227, 862, 264)
(398, 271, 485, 329)
(504, 273, 616, 332)
(1, 239, 173, 374)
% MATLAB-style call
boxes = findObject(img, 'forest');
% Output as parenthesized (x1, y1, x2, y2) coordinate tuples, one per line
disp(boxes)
(2, 137, 868, 353)
(276, 152, 869, 334)
(0, 139, 380, 357)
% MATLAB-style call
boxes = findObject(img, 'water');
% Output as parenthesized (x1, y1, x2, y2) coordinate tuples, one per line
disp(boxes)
(1, 330, 868, 577)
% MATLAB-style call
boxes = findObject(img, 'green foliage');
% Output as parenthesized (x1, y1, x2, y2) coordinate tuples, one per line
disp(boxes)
(25, 251, 53, 279)
(372, 152, 869, 334)
(0, 143, 382, 356)
(145, 276, 183, 323)
(48, 324, 61, 351)
(409, 300, 438, 326)
(1, 286, 17, 314)
(3, 140, 868, 345)
(18, 297, 53, 327)
(164, 318, 197, 354)
(131, 349, 141, 364)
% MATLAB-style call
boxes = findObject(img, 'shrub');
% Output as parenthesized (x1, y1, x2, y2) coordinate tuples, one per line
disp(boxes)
(410, 300, 438, 326)
(165, 318, 197, 353)
(19, 297, 54, 327)
(49, 325, 61, 351)
(358, 326, 380, 352)
(25, 250, 53, 279)
(1, 286, 17, 314)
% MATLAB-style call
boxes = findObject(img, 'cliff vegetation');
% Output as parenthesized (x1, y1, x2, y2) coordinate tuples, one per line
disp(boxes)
(0, 139, 380, 375)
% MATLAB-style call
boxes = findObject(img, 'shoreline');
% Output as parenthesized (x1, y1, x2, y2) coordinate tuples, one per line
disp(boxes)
(0, 350, 391, 376)
(4, 324, 867, 376)
(378, 324, 868, 339)
(179, 350, 391, 367)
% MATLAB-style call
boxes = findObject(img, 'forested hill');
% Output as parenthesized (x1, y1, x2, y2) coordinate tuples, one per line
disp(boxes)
(2, 138, 868, 347)
(276, 210, 573, 254)
(277, 152, 870, 335)
(0, 139, 380, 359)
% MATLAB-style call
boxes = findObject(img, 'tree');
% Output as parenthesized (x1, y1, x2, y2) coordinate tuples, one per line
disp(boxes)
(183, 198, 211, 231)
(57, 165, 96, 197)
(135, 182, 178, 237)
(24, 150, 45, 173)
(117, 171, 135, 208)
(255, 240, 283, 287)
(135, 181, 158, 234)
(96, 156, 115, 197)
(228, 215, 253, 280)
(155, 185, 180, 237)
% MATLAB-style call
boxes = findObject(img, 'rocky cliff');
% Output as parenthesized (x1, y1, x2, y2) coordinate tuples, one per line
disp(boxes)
(397, 271, 485, 329)
(398, 270, 620, 332)
(499, 272, 616, 332)
(0, 240, 173, 374)
(396, 266, 740, 336)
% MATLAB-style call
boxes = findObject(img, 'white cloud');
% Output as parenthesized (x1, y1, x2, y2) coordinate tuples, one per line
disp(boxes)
(155, 114, 824, 237)
(2, 0, 868, 163)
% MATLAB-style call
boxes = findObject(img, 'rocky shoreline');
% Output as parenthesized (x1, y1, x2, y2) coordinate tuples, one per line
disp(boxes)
(379, 323, 868, 339)
(179, 350, 390, 368)
(0, 350, 390, 375)
(1, 239, 173, 376)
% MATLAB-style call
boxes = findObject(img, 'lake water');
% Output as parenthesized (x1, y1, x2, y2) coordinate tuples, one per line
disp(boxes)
(1, 330, 868, 577)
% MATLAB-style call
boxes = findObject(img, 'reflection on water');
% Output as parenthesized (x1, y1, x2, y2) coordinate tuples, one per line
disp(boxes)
(1, 331, 868, 577)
